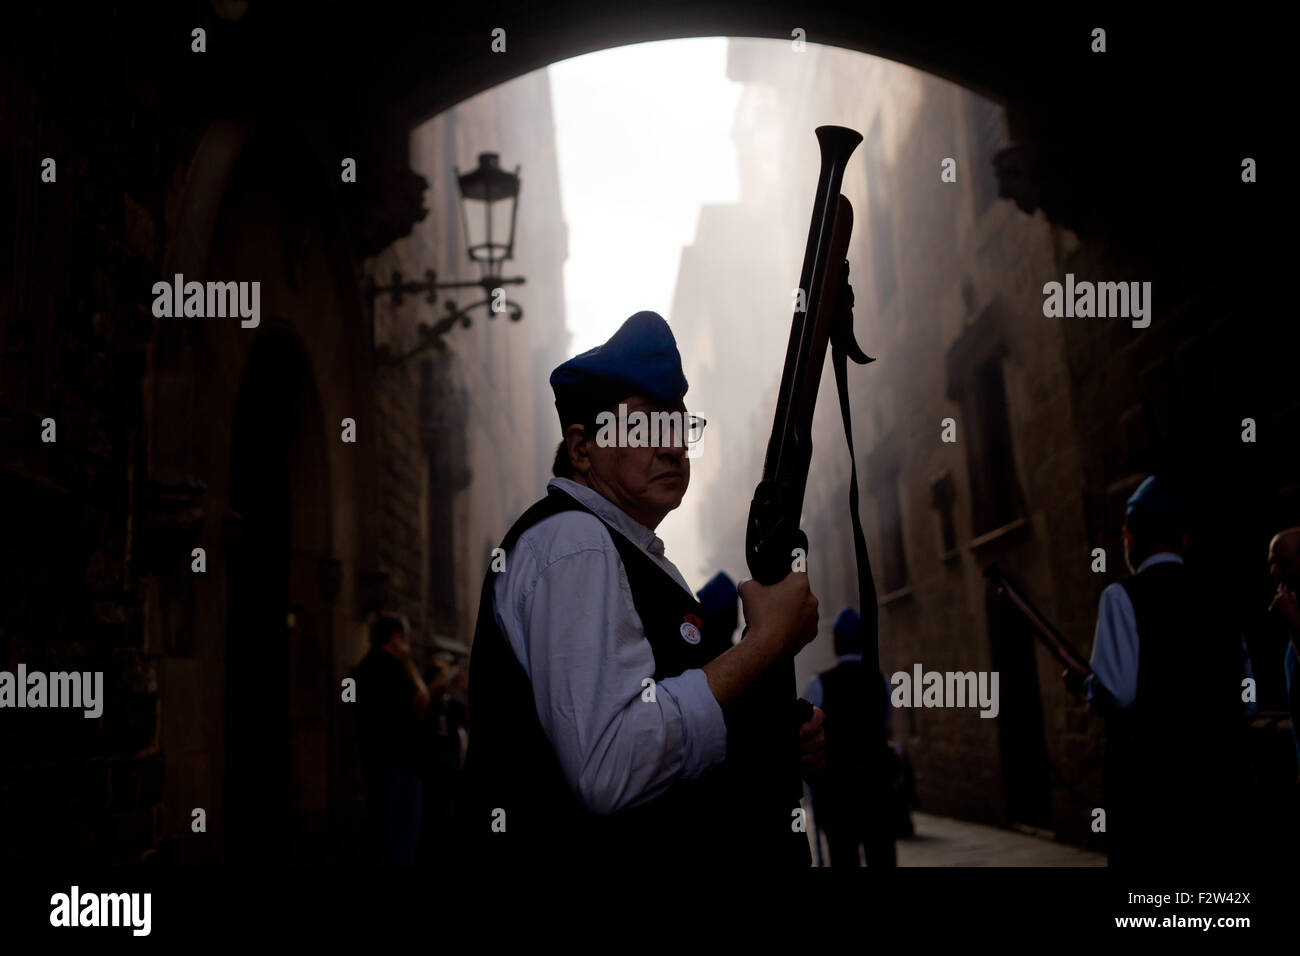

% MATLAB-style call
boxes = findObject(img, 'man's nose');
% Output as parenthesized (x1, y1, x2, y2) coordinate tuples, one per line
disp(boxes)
(658, 439, 686, 461)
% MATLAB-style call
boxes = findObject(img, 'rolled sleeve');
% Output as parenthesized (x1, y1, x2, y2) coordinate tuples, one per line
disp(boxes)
(511, 532, 724, 815)
(659, 668, 727, 779)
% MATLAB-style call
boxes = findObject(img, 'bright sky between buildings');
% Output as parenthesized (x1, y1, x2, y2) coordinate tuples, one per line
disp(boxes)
(549, 38, 742, 356)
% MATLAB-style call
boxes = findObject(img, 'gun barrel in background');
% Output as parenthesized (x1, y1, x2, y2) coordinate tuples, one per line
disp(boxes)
(985, 563, 1093, 677)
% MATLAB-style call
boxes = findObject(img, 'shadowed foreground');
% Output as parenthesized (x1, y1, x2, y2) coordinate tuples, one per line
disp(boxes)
(807, 809, 1106, 867)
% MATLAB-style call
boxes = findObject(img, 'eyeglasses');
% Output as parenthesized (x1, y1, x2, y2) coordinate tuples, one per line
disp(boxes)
(612, 410, 708, 448)
(683, 414, 706, 447)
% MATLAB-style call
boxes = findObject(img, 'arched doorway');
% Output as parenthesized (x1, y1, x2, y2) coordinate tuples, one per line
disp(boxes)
(149, 111, 375, 864)
(226, 324, 333, 864)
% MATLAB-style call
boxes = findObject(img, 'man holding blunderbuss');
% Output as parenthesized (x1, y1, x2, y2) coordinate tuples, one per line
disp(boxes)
(465, 311, 826, 866)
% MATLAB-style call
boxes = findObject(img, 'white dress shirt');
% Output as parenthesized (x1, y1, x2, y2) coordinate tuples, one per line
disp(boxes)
(491, 477, 728, 815)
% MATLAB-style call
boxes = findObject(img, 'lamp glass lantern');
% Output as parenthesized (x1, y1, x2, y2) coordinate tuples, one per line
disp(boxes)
(456, 152, 521, 283)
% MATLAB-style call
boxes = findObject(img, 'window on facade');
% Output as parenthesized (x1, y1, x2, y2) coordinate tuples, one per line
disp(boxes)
(877, 470, 908, 593)
(422, 354, 468, 636)
(965, 358, 1021, 537)
(930, 471, 958, 554)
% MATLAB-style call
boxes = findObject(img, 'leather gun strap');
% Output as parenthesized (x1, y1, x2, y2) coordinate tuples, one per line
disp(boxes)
(832, 334, 898, 867)
(831, 336, 878, 669)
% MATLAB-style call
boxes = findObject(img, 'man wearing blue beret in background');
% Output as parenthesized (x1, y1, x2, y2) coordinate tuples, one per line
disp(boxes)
(464, 311, 827, 866)
(1085, 475, 1252, 867)
(801, 607, 898, 865)
(696, 571, 740, 646)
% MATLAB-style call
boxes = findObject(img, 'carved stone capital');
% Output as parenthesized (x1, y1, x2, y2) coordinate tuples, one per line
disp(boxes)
(348, 162, 429, 259)
(993, 140, 1096, 239)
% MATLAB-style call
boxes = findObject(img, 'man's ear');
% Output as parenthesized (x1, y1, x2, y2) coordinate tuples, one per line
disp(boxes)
(564, 424, 590, 475)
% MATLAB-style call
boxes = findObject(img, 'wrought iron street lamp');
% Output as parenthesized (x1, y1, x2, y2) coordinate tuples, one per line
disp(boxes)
(367, 152, 526, 364)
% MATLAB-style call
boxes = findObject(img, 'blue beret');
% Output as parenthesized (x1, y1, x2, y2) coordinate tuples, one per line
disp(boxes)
(696, 572, 738, 612)
(550, 311, 689, 430)
(833, 607, 861, 643)
(1125, 475, 1182, 520)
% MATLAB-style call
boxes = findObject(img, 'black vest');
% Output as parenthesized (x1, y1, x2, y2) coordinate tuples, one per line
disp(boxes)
(812, 660, 883, 822)
(1105, 559, 1247, 864)
(1113, 560, 1244, 753)
(463, 487, 810, 867)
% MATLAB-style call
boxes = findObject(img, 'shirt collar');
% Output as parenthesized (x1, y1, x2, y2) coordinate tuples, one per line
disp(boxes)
(547, 477, 667, 557)
(1137, 551, 1184, 573)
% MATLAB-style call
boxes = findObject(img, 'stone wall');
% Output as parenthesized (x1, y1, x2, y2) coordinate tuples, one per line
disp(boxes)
(674, 39, 1103, 847)
(0, 4, 459, 866)
(367, 67, 570, 653)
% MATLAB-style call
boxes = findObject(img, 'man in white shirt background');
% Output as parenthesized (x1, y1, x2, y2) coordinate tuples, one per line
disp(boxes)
(1085, 475, 1251, 868)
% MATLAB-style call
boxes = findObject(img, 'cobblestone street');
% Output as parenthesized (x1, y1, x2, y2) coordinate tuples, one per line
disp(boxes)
(810, 811, 1107, 866)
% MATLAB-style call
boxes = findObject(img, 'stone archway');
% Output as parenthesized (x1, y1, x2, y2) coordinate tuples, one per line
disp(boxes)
(147, 118, 375, 864)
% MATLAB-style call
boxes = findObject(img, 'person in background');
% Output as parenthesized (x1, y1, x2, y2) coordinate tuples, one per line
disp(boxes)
(696, 571, 740, 645)
(354, 613, 430, 867)
(1085, 476, 1250, 867)
(416, 657, 462, 867)
(802, 607, 896, 866)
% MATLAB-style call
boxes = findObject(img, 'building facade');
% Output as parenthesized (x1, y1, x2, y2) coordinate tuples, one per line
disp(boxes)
(672, 38, 1295, 850)
(0, 5, 567, 866)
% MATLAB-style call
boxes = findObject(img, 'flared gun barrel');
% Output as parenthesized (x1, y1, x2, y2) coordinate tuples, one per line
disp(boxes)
(747, 126, 862, 585)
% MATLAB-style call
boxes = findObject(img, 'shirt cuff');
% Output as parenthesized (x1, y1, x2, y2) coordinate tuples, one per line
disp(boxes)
(664, 668, 728, 778)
